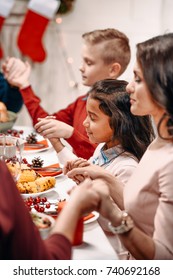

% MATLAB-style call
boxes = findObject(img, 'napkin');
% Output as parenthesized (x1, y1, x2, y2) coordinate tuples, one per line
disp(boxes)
(37, 163, 62, 177)
(24, 139, 49, 151)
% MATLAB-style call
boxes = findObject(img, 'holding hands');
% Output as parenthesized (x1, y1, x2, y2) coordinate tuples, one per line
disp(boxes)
(67, 179, 101, 216)
(66, 177, 122, 226)
(91, 179, 122, 225)
(2, 57, 31, 89)
(67, 165, 124, 209)
(35, 117, 74, 139)
(64, 158, 91, 184)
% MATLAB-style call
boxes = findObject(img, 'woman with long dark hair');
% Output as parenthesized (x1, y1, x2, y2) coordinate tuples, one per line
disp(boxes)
(67, 33, 173, 259)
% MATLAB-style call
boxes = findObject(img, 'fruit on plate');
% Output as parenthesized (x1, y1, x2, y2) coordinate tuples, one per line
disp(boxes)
(24, 196, 51, 212)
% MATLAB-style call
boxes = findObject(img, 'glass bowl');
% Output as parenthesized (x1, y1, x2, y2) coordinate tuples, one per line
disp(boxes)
(0, 111, 17, 133)
(31, 212, 55, 240)
(0, 135, 25, 159)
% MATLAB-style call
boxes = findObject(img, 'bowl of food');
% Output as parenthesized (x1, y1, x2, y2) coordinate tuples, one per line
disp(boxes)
(0, 135, 25, 159)
(31, 212, 55, 239)
(0, 111, 17, 133)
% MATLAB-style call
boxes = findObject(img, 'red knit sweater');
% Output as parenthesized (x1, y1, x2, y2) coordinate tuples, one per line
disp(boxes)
(20, 86, 97, 159)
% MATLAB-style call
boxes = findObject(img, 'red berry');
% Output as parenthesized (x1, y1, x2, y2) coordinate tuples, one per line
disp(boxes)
(39, 207, 45, 212)
(41, 197, 47, 203)
(27, 201, 32, 207)
(34, 205, 39, 211)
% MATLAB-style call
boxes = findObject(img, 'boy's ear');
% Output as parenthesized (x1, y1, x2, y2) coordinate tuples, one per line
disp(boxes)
(109, 63, 121, 78)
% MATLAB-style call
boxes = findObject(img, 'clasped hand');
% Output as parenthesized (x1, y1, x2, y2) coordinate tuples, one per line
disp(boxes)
(35, 117, 74, 139)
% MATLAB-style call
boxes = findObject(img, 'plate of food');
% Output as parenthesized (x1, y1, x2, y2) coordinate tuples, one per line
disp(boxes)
(30, 212, 55, 239)
(6, 159, 57, 197)
(84, 211, 99, 225)
(33, 163, 63, 178)
(23, 138, 52, 154)
(21, 186, 56, 199)
(17, 173, 57, 198)
(3, 130, 52, 153)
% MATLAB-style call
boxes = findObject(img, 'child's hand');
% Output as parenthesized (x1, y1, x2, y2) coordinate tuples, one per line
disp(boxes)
(2, 57, 31, 89)
(63, 158, 90, 174)
(35, 118, 74, 139)
(64, 158, 90, 184)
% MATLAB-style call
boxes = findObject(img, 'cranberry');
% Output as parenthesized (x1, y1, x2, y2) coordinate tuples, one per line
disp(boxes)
(45, 203, 50, 209)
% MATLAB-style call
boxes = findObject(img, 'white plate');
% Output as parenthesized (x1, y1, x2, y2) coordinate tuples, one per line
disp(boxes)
(23, 140, 52, 154)
(21, 186, 56, 199)
(84, 211, 99, 224)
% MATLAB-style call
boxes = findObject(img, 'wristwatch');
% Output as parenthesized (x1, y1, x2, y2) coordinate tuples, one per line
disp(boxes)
(108, 211, 134, 234)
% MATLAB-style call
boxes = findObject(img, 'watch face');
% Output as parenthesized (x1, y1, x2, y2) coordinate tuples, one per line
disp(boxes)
(108, 212, 134, 234)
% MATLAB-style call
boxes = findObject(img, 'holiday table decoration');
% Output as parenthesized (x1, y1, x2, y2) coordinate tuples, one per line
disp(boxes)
(0, 0, 15, 59)
(17, 0, 60, 62)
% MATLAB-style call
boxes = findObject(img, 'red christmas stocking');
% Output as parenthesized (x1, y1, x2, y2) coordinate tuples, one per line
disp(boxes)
(0, 0, 15, 59)
(17, 0, 60, 63)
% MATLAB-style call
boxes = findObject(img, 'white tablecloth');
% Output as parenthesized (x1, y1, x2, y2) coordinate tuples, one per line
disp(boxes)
(15, 126, 118, 260)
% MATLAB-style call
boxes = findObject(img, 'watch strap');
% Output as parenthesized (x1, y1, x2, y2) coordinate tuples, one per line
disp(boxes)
(108, 211, 134, 234)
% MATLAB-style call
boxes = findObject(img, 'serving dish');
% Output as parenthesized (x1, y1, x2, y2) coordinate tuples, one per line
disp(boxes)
(31, 212, 55, 239)
(0, 111, 17, 133)
(0, 135, 25, 158)
(21, 186, 56, 198)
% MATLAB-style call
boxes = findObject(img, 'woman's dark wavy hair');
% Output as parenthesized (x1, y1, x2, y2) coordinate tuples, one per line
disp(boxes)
(88, 79, 155, 160)
(136, 33, 173, 139)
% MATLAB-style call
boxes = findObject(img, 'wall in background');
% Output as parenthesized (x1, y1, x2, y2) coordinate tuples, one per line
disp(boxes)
(0, 0, 173, 126)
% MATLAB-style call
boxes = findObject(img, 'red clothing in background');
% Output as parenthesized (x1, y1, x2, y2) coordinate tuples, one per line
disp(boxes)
(0, 161, 71, 260)
(20, 86, 97, 159)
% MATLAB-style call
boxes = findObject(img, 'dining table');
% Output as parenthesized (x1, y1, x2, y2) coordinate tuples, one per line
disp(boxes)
(14, 125, 119, 260)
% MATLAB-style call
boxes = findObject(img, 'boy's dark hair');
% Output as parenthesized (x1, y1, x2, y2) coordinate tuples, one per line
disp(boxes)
(88, 79, 155, 160)
(82, 28, 131, 76)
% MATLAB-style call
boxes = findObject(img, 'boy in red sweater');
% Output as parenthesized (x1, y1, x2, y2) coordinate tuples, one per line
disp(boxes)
(3, 28, 130, 159)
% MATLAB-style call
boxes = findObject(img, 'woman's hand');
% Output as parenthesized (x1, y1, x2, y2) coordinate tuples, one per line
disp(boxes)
(67, 166, 124, 209)
(68, 179, 101, 216)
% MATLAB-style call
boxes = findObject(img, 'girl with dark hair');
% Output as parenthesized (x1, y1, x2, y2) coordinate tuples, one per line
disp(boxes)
(62, 79, 154, 186)
(67, 33, 173, 259)
(61, 78, 155, 258)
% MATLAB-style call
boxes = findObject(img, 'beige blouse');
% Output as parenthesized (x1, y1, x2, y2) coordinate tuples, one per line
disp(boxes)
(124, 137, 173, 259)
